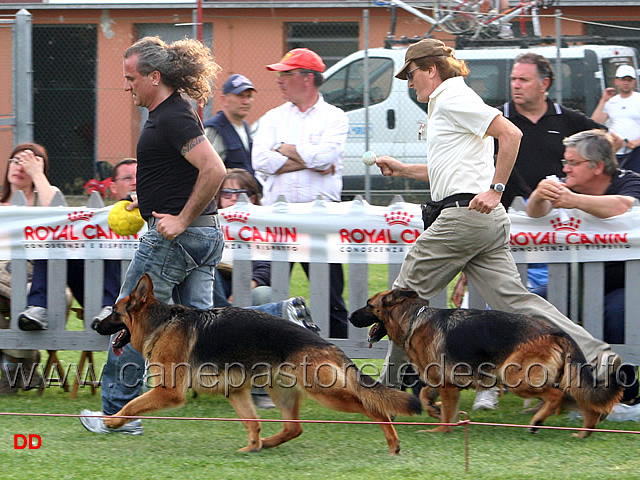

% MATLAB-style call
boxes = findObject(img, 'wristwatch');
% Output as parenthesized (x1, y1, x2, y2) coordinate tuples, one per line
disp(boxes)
(273, 142, 283, 153)
(490, 183, 505, 193)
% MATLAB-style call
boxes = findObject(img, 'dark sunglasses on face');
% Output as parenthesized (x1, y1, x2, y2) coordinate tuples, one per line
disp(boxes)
(220, 188, 253, 199)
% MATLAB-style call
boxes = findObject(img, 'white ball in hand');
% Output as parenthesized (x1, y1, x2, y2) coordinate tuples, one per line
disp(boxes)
(362, 151, 377, 166)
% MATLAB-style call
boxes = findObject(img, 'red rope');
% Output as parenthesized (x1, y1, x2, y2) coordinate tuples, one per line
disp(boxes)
(1, 410, 639, 435)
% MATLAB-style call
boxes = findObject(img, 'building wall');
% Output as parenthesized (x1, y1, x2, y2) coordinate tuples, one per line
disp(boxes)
(0, 4, 638, 178)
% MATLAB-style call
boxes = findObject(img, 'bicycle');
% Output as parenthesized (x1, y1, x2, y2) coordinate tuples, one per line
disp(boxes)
(377, 0, 555, 40)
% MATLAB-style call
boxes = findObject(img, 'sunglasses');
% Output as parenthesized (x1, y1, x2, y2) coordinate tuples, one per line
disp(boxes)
(220, 188, 253, 199)
(406, 66, 421, 81)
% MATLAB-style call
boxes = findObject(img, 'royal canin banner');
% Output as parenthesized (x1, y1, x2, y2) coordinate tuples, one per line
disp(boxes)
(0, 202, 639, 264)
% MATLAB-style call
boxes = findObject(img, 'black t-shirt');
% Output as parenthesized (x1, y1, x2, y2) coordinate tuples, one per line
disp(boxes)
(136, 91, 217, 219)
(500, 99, 606, 208)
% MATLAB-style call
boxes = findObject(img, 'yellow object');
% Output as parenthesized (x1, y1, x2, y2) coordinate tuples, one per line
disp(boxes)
(108, 200, 144, 236)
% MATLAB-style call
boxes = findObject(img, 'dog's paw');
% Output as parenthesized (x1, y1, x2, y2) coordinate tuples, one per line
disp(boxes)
(104, 417, 127, 429)
(237, 444, 262, 453)
(418, 426, 453, 433)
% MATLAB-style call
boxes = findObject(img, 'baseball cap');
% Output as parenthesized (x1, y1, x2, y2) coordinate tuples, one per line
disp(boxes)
(395, 39, 454, 80)
(266, 48, 326, 73)
(223, 74, 256, 95)
(615, 64, 636, 79)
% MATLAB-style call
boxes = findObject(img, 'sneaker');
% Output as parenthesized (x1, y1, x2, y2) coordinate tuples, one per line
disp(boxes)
(472, 387, 499, 410)
(252, 394, 276, 410)
(79, 409, 144, 435)
(91, 306, 113, 329)
(18, 306, 48, 331)
(285, 297, 321, 334)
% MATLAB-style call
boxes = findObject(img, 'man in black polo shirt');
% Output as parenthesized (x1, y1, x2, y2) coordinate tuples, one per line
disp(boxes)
(500, 52, 622, 208)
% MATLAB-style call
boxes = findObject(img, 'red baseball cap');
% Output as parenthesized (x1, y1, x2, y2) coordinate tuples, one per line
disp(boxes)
(266, 48, 326, 73)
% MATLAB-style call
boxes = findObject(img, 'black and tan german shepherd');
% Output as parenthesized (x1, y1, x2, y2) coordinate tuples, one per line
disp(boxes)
(94, 274, 421, 454)
(349, 289, 623, 438)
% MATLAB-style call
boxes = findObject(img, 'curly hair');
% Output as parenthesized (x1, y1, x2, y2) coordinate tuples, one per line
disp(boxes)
(124, 36, 221, 105)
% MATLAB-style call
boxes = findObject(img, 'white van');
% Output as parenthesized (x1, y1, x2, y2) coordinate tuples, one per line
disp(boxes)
(319, 44, 639, 198)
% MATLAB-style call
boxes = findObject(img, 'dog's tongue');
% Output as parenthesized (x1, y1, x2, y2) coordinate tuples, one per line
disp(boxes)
(111, 330, 125, 356)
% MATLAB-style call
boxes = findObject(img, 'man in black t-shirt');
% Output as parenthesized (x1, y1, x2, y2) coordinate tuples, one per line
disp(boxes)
(80, 36, 227, 435)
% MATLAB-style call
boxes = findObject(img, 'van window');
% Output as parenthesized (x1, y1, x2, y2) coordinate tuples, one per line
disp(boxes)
(320, 57, 394, 112)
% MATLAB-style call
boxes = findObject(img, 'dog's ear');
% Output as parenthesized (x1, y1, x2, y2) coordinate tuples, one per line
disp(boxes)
(383, 288, 419, 307)
(130, 273, 155, 308)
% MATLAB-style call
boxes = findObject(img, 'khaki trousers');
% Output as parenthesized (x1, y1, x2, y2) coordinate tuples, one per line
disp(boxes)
(380, 204, 611, 387)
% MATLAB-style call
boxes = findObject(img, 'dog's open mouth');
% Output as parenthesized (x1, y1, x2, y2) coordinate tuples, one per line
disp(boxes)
(111, 328, 131, 356)
(368, 322, 387, 344)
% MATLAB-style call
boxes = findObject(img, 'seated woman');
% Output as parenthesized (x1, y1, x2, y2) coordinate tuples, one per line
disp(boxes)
(0, 143, 60, 393)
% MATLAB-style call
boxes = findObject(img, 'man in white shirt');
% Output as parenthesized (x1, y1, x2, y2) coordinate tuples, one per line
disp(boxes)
(592, 64, 640, 170)
(373, 38, 620, 396)
(252, 48, 349, 337)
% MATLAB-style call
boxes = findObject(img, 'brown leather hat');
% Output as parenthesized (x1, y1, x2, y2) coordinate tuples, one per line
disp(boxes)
(395, 39, 453, 80)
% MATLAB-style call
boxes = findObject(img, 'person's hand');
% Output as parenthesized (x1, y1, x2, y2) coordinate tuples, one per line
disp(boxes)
(451, 273, 467, 308)
(549, 186, 577, 209)
(601, 87, 616, 103)
(376, 155, 404, 177)
(532, 178, 566, 203)
(469, 190, 501, 214)
(15, 149, 45, 178)
(151, 212, 187, 240)
(314, 164, 336, 175)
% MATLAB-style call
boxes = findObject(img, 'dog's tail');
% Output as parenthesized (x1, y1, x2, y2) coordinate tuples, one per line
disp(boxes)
(347, 366, 422, 418)
(558, 336, 623, 414)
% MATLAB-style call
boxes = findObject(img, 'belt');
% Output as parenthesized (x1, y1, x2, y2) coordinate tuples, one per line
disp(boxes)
(439, 193, 475, 209)
(147, 214, 219, 229)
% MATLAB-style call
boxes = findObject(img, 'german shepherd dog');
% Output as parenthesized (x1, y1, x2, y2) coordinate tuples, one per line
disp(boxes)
(93, 274, 422, 454)
(349, 289, 623, 438)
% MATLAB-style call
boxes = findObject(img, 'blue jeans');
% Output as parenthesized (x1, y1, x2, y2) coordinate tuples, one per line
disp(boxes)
(101, 225, 224, 415)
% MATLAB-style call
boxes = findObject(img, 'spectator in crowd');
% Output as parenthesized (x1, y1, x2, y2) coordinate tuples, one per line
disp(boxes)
(80, 36, 226, 435)
(252, 48, 350, 338)
(591, 64, 640, 171)
(215, 168, 272, 306)
(526, 129, 639, 404)
(204, 74, 257, 176)
(372, 39, 621, 407)
(0, 142, 59, 393)
(526, 129, 640, 344)
(17, 158, 137, 332)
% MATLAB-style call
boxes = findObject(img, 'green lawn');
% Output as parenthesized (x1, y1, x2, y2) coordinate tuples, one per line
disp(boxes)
(1, 265, 639, 479)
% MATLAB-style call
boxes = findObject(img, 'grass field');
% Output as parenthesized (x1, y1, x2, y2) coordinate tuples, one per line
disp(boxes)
(1, 266, 639, 479)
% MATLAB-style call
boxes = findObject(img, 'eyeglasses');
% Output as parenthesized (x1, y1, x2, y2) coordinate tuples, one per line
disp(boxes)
(8, 158, 23, 165)
(220, 188, 253, 199)
(406, 67, 421, 81)
(560, 159, 590, 167)
(114, 175, 135, 183)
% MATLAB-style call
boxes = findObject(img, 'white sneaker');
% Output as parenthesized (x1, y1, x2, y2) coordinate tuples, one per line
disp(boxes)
(472, 387, 499, 410)
(18, 306, 48, 331)
(498, 24, 514, 39)
(79, 409, 143, 435)
(91, 306, 113, 329)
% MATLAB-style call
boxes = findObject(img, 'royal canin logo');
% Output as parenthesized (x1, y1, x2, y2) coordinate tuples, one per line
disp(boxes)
(221, 211, 250, 224)
(510, 215, 627, 247)
(383, 211, 415, 226)
(67, 211, 94, 222)
(550, 217, 582, 231)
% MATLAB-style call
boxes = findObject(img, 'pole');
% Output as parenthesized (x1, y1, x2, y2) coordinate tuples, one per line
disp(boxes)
(363, 9, 371, 203)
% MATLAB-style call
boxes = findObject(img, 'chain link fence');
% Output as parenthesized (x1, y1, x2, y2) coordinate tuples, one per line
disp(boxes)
(4, 7, 640, 203)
